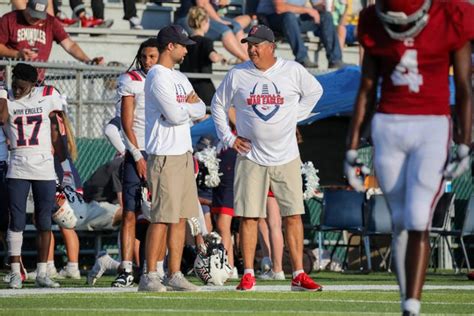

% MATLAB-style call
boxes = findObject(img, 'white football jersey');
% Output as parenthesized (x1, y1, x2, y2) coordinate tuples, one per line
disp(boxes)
(5, 86, 63, 180)
(0, 128, 7, 162)
(115, 69, 146, 150)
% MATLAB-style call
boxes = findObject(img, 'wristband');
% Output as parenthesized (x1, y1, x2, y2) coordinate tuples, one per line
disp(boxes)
(0, 90, 7, 99)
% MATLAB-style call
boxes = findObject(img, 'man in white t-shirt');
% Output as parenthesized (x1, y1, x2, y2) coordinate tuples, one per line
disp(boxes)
(0, 63, 63, 289)
(212, 25, 324, 291)
(139, 25, 206, 292)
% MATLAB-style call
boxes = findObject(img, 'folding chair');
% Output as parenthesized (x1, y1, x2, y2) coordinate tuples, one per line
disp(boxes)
(435, 194, 474, 272)
(429, 192, 457, 272)
(316, 189, 370, 271)
(365, 194, 393, 271)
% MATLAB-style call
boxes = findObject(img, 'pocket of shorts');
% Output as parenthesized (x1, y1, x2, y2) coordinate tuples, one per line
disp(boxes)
(156, 156, 167, 173)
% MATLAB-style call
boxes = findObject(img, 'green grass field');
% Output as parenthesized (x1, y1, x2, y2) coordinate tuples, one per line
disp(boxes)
(1, 271, 473, 315)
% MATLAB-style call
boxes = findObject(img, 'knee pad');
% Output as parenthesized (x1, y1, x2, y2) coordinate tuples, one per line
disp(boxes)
(7, 229, 23, 257)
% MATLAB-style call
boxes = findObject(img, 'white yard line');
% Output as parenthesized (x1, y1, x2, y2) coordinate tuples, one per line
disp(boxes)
(0, 284, 473, 297)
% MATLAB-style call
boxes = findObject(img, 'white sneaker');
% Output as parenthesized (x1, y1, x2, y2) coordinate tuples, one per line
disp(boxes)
(8, 273, 22, 289)
(57, 267, 81, 279)
(228, 267, 239, 280)
(260, 257, 272, 273)
(35, 275, 60, 288)
(87, 251, 118, 286)
(129, 16, 143, 30)
(165, 272, 200, 292)
(259, 270, 285, 280)
(138, 273, 166, 292)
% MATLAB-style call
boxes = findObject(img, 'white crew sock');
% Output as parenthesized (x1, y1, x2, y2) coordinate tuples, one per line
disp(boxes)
(11, 262, 21, 274)
(121, 260, 133, 273)
(403, 298, 421, 315)
(292, 269, 304, 279)
(37, 262, 47, 278)
(243, 269, 254, 276)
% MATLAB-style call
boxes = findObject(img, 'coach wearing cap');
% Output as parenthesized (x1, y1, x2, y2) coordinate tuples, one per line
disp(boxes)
(211, 25, 324, 291)
(140, 24, 206, 292)
(0, 0, 103, 67)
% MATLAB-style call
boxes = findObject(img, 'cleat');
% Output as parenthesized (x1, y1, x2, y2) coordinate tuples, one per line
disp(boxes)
(138, 273, 166, 292)
(291, 272, 322, 292)
(57, 267, 81, 279)
(35, 275, 60, 288)
(165, 272, 200, 292)
(259, 270, 285, 280)
(236, 273, 256, 291)
(111, 271, 134, 288)
(8, 273, 22, 289)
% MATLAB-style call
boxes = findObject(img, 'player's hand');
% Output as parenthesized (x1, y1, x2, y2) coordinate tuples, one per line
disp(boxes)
(443, 144, 471, 180)
(344, 149, 370, 192)
(232, 136, 252, 155)
(136, 158, 147, 181)
(18, 48, 38, 61)
(186, 91, 200, 104)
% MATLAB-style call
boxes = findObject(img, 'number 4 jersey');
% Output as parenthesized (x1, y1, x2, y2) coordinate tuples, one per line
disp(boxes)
(358, 1, 474, 115)
(5, 86, 63, 180)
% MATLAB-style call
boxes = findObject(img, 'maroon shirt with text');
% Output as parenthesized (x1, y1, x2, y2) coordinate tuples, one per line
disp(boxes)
(0, 10, 69, 62)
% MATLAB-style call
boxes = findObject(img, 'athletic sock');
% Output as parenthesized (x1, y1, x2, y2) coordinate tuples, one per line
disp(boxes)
(121, 261, 133, 273)
(243, 269, 254, 276)
(11, 262, 21, 274)
(37, 262, 47, 278)
(67, 262, 79, 271)
(292, 269, 304, 279)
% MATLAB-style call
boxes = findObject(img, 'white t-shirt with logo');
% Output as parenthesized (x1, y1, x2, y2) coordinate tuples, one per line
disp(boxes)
(5, 86, 63, 180)
(116, 69, 147, 150)
(145, 64, 206, 156)
(212, 58, 323, 166)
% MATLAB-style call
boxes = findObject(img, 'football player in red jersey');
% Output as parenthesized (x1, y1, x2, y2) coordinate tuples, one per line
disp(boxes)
(345, 1, 473, 315)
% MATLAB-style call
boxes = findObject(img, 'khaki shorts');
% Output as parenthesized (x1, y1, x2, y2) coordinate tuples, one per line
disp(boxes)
(234, 156, 304, 218)
(147, 152, 199, 223)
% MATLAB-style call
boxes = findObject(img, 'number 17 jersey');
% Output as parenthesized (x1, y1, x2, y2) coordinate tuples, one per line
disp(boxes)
(5, 86, 63, 180)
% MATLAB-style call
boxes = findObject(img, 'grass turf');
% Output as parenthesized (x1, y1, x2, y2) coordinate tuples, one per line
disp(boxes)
(1, 271, 473, 315)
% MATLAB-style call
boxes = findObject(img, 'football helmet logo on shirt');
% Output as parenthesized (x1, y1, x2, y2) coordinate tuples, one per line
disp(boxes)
(375, 0, 431, 40)
(247, 80, 284, 121)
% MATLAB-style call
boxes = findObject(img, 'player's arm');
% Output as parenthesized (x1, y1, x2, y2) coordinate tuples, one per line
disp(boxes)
(452, 41, 472, 146)
(0, 89, 7, 125)
(50, 111, 66, 162)
(346, 52, 378, 150)
(121, 96, 146, 180)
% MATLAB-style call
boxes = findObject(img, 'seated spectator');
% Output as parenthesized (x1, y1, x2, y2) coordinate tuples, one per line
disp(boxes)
(58, 0, 113, 28)
(257, 0, 345, 68)
(121, 0, 142, 29)
(328, 0, 349, 50)
(180, 6, 226, 106)
(175, 0, 249, 62)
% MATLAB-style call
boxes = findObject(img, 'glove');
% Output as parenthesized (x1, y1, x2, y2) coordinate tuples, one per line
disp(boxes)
(344, 149, 370, 192)
(443, 144, 471, 180)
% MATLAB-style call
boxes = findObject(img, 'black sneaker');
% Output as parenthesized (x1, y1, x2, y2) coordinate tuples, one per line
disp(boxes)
(111, 271, 134, 287)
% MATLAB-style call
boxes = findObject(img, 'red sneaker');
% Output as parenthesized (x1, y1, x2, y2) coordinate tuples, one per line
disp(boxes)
(80, 16, 105, 28)
(236, 273, 256, 291)
(468, 272, 474, 280)
(291, 273, 322, 292)
(57, 17, 79, 27)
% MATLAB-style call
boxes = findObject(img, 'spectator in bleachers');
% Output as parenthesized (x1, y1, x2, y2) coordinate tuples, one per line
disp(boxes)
(257, 0, 345, 68)
(175, 0, 249, 63)
(121, 0, 142, 29)
(0, 0, 104, 81)
(180, 6, 226, 106)
(327, 0, 349, 51)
